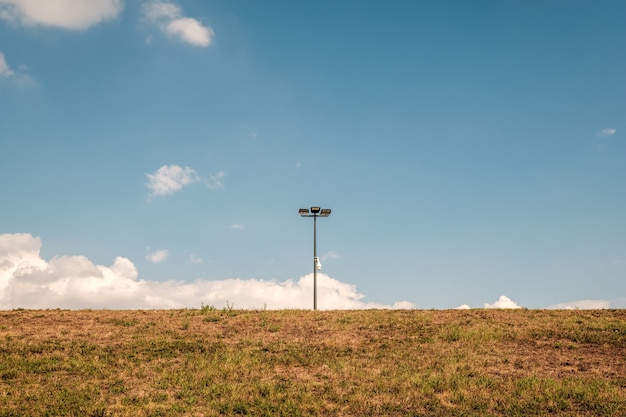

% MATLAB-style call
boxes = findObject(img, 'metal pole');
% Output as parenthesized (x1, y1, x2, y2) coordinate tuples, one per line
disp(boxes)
(313, 213, 317, 310)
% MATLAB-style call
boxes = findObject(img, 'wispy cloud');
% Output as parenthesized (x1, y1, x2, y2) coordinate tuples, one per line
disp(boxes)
(547, 299, 611, 310)
(596, 128, 616, 138)
(146, 248, 168, 264)
(0, 51, 14, 78)
(205, 171, 225, 189)
(188, 254, 204, 264)
(142, 1, 213, 47)
(229, 224, 244, 230)
(321, 251, 340, 263)
(0, 233, 416, 310)
(0, 0, 123, 30)
(0, 52, 33, 86)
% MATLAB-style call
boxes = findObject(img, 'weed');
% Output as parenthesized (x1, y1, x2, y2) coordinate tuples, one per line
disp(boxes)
(268, 324, 281, 333)
(200, 303, 216, 313)
(109, 317, 137, 327)
(90, 408, 108, 417)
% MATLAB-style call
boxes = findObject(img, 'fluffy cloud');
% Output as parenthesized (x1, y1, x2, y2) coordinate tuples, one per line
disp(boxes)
(596, 128, 616, 138)
(0, 51, 14, 78)
(146, 165, 224, 198)
(0, 0, 123, 30)
(142, 1, 213, 47)
(484, 295, 522, 309)
(453, 296, 522, 310)
(146, 165, 200, 197)
(146, 249, 168, 264)
(0, 233, 415, 310)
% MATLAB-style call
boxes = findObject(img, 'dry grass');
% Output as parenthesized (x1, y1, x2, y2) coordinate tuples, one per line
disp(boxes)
(0, 308, 625, 416)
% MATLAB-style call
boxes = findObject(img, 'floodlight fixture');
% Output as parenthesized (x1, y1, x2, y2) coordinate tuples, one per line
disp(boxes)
(298, 205, 332, 310)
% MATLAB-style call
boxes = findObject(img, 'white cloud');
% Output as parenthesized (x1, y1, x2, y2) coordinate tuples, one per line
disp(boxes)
(146, 249, 168, 264)
(453, 296, 522, 309)
(142, 1, 213, 47)
(547, 299, 611, 310)
(484, 295, 522, 309)
(145, 165, 224, 198)
(0, 51, 15, 78)
(0, 52, 33, 85)
(146, 165, 200, 198)
(596, 128, 616, 138)
(165, 17, 211, 47)
(0, 233, 415, 310)
(229, 224, 244, 230)
(0, 0, 123, 30)
(142, 1, 178, 20)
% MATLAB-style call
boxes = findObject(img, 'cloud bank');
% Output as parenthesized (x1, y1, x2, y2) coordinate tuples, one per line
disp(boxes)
(1, 234, 617, 311)
(142, 1, 213, 47)
(0, 233, 414, 310)
(0, 0, 123, 30)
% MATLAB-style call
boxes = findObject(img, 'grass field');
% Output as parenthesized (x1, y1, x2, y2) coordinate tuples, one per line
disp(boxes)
(0, 308, 624, 416)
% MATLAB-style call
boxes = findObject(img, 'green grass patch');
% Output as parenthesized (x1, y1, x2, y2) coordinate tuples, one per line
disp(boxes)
(0, 309, 624, 416)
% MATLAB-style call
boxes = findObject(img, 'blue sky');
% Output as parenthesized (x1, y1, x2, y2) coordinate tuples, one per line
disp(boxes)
(1, 0, 624, 310)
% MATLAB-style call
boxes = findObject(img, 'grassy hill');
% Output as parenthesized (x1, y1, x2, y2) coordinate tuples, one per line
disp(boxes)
(0, 308, 624, 416)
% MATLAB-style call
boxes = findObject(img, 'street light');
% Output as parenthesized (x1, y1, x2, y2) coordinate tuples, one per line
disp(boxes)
(299, 206, 332, 310)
